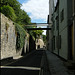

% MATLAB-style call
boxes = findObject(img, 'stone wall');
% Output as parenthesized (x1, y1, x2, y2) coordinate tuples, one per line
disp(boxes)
(24, 33, 29, 53)
(13, 32, 29, 59)
(0, 13, 30, 60)
(1, 13, 16, 59)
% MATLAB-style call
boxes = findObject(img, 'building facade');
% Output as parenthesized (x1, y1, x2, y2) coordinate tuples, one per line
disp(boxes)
(46, 0, 54, 51)
(48, 0, 75, 62)
(36, 35, 44, 49)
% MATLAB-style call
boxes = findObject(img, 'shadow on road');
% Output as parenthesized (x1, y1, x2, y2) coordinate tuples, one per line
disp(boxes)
(1, 49, 45, 75)
(1, 68, 39, 75)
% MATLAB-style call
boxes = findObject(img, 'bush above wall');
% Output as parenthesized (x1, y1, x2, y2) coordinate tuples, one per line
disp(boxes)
(1, 5, 17, 21)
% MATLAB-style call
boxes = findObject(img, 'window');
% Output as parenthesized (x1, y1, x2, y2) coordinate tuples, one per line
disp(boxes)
(38, 45, 40, 48)
(60, 9, 64, 22)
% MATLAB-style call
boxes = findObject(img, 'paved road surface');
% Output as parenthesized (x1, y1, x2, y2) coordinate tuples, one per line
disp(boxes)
(1, 50, 44, 75)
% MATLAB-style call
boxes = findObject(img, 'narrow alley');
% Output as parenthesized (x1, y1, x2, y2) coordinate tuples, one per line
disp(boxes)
(0, 0, 75, 75)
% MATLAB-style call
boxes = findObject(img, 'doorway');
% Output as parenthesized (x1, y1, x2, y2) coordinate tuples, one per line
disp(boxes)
(69, 24, 74, 60)
(38, 45, 40, 49)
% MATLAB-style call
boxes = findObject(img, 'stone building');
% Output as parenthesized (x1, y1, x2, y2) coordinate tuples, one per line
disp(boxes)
(47, 0, 75, 62)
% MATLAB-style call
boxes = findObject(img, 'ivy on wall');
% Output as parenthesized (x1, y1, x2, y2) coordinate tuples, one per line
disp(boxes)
(14, 23, 26, 50)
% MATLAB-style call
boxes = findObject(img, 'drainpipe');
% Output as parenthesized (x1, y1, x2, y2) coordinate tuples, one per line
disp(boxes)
(73, 0, 75, 63)
(58, 0, 59, 56)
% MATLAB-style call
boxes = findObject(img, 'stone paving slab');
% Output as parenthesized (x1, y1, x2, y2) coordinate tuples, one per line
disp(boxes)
(45, 50, 70, 75)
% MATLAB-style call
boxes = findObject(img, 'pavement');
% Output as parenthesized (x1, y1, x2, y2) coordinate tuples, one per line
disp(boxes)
(45, 50, 74, 75)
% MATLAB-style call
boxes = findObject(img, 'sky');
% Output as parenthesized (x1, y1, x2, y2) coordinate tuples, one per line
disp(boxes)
(18, 0, 49, 35)
(18, 0, 49, 23)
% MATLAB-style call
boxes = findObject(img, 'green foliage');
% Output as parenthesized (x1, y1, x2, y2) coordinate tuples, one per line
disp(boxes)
(1, 0, 21, 9)
(1, 5, 17, 21)
(32, 28, 44, 37)
(28, 27, 44, 39)
(0, 0, 21, 18)
(0, 0, 32, 50)
(16, 10, 31, 26)
(15, 23, 26, 50)
(1, 0, 31, 25)
(42, 35, 46, 43)
(34, 30, 44, 35)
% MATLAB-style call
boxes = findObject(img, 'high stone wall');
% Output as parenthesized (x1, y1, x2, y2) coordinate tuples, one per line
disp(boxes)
(0, 13, 32, 60)
(1, 13, 16, 59)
